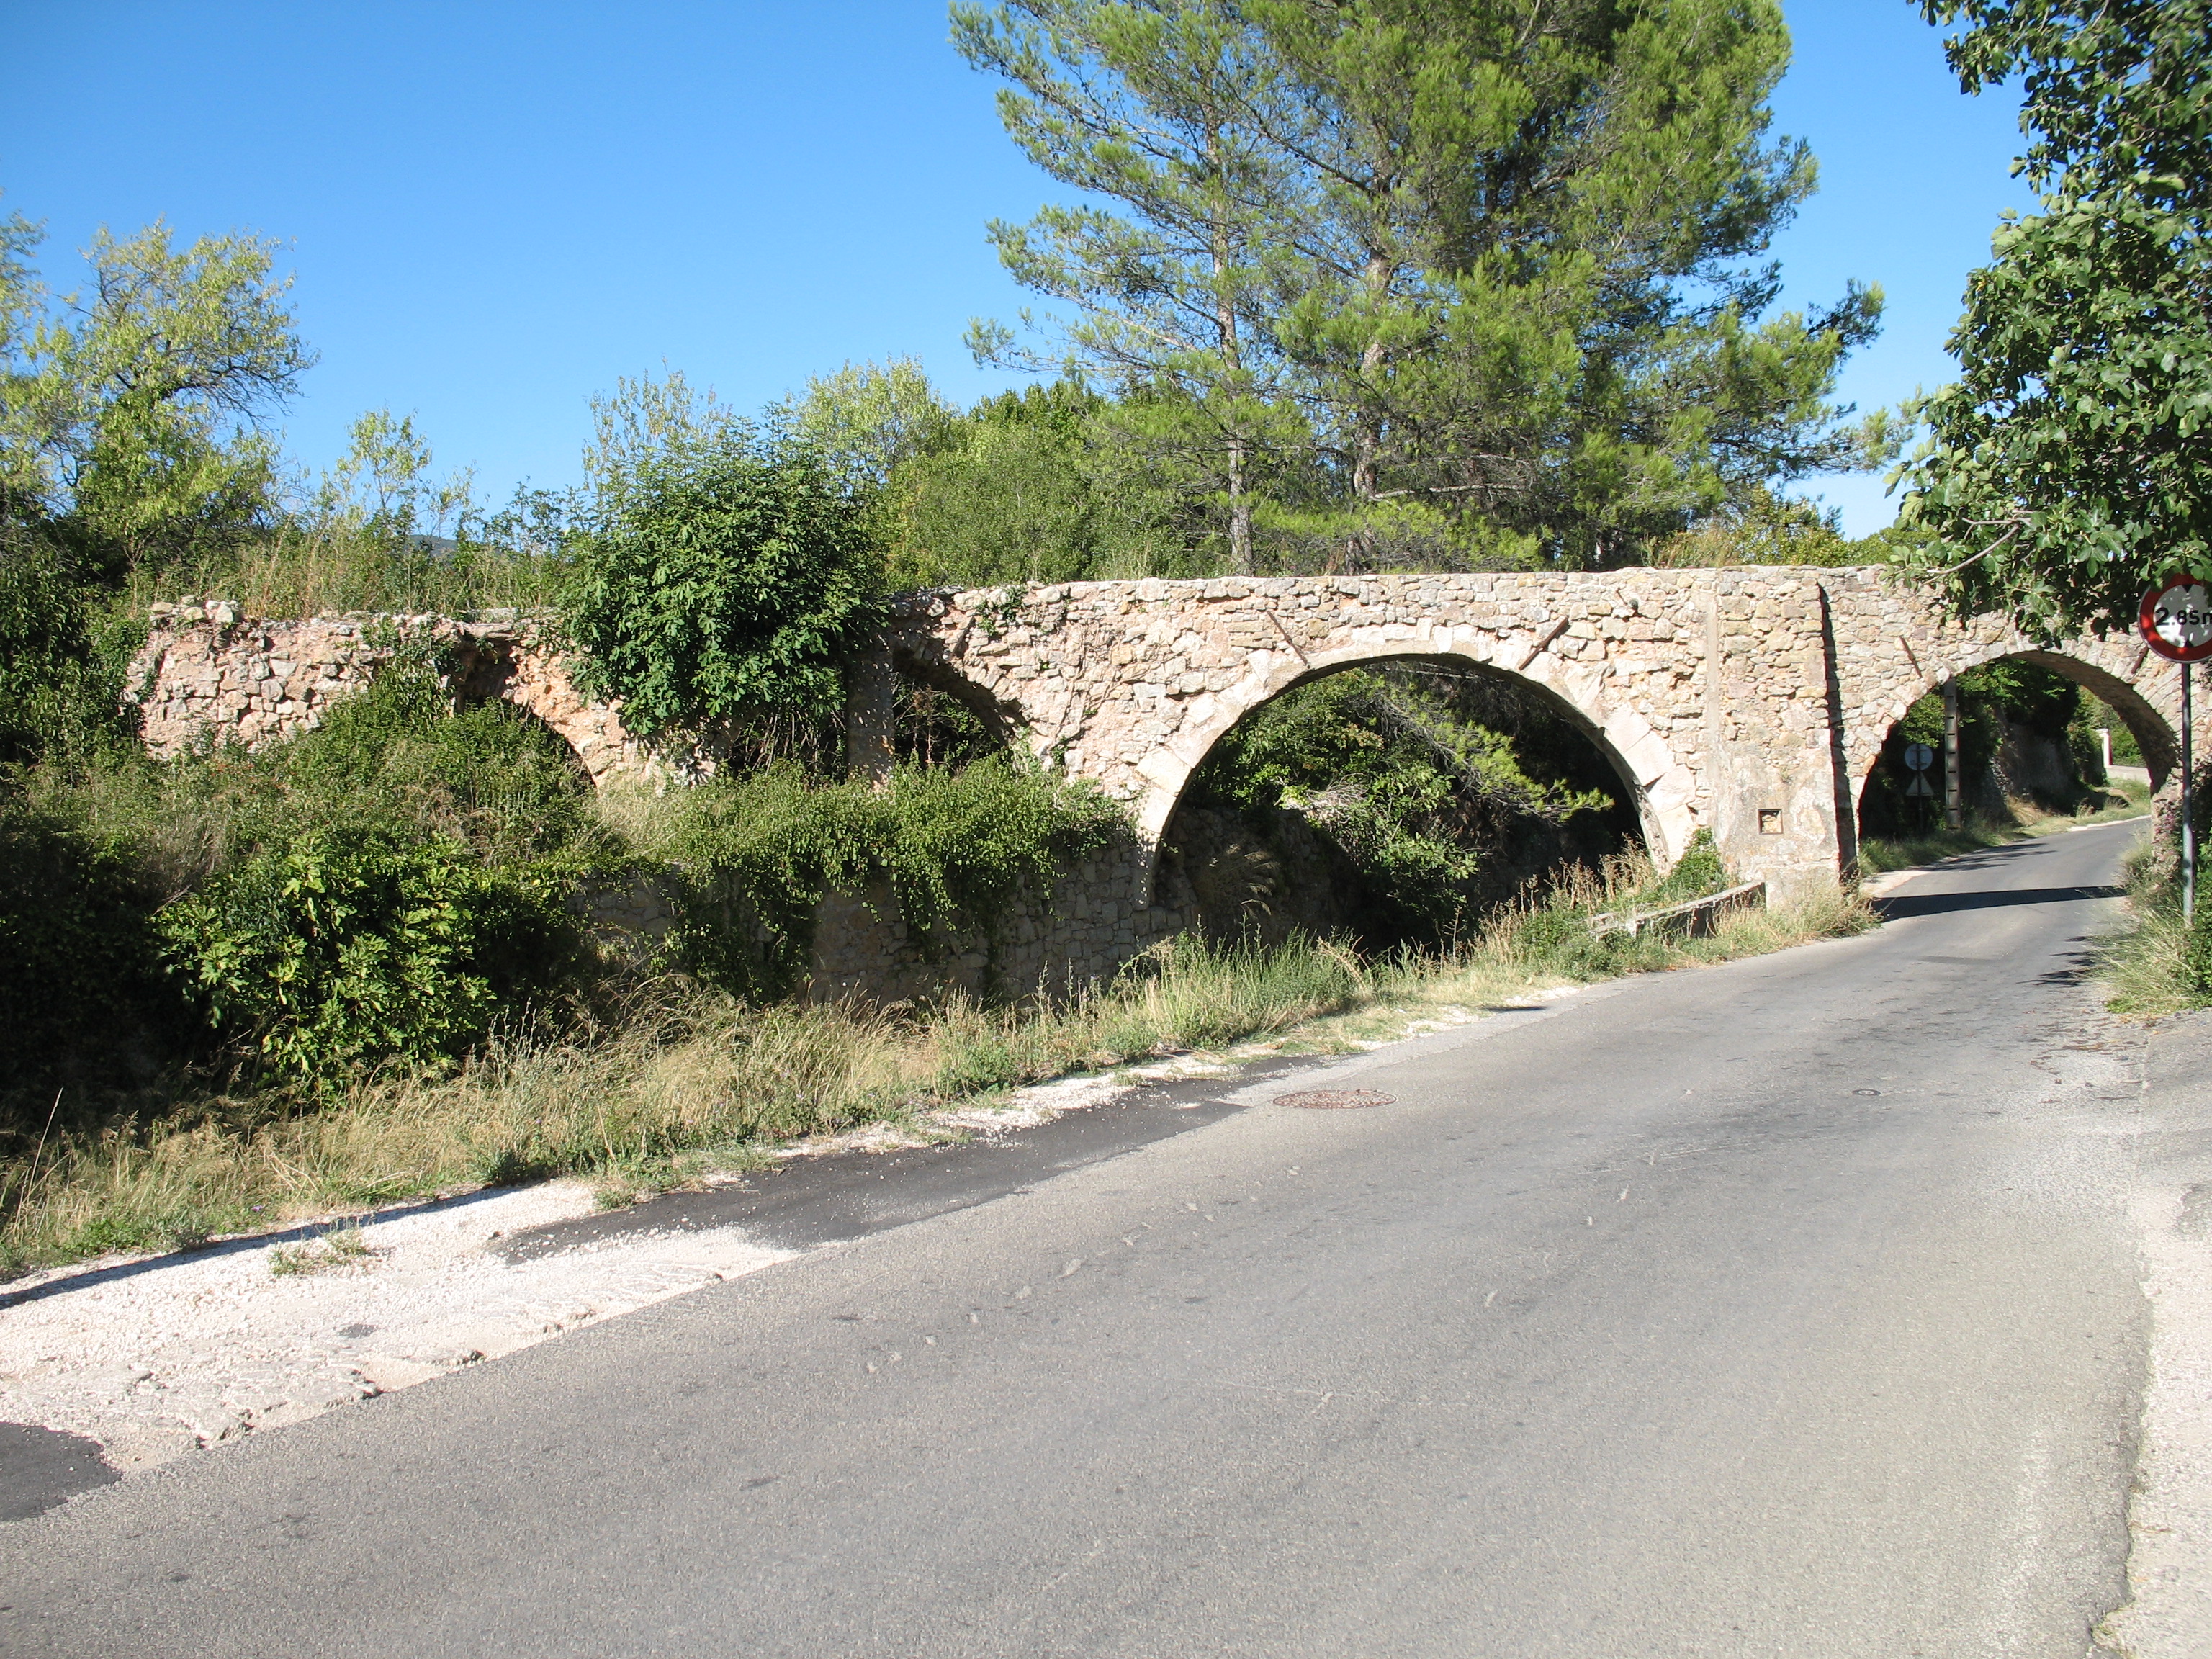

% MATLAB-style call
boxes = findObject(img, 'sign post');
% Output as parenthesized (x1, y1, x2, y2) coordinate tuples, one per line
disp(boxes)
(1942, 680, 1962, 830)
(1901, 742, 1937, 830)
(2138, 578, 2212, 922)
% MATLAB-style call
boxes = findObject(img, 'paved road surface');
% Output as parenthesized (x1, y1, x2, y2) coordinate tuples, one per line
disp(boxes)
(0, 822, 2175, 1656)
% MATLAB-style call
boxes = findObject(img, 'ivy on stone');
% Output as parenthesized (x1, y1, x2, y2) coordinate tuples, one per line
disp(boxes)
(660, 758, 1126, 1002)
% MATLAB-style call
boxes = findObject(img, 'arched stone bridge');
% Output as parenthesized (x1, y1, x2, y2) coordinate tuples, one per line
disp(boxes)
(868, 567, 2178, 901)
(133, 566, 2180, 912)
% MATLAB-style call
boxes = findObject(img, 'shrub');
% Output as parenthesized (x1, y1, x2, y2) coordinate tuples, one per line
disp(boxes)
(157, 822, 580, 1087)
(658, 757, 1126, 1001)
(656, 766, 875, 999)
(0, 796, 181, 1113)
(873, 756, 1125, 941)
(270, 659, 598, 862)
(130, 661, 606, 1087)
(1644, 829, 1727, 903)
(562, 438, 880, 741)
(0, 526, 141, 770)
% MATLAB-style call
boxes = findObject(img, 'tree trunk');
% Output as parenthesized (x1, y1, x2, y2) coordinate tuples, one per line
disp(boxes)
(1227, 438, 1254, 575)
(1210, 159, 1254, 577)
(1346, 250, 1390, 573)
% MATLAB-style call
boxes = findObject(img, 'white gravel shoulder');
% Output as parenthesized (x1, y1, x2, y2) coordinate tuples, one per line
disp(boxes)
(0, 1180, 791, 1473)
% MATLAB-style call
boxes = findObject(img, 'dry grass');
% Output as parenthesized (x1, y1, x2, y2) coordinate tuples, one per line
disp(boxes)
(120, 526, 566, 622)
(2096, 835, 2205, 1018)
(0, 873, 1875, 1278)
(268, 1223, 373, 1277)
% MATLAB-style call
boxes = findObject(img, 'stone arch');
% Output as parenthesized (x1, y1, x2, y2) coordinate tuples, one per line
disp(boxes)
(889, 646, 1025, 753)
(1846, 639, 2180, 811)
(442, 636, 658, 788)
(1130, 636, 1701, 898)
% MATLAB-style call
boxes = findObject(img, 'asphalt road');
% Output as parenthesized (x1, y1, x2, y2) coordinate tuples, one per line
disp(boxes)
(0, 822, 2170, 1657)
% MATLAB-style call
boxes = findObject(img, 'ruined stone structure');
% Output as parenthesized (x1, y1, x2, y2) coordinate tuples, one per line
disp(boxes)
(883, 567, 2178, 902)
(128, 603, 657, 787)
(129, 568, 2182, 992)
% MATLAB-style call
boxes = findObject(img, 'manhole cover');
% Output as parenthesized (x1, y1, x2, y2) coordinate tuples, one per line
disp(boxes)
(1274, 1089, 1395, 1110)
(1853, 1088, 1883, 1096)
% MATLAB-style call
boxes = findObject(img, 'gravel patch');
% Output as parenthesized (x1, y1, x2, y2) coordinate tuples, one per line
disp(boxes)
(0, 1179, 790, 1480)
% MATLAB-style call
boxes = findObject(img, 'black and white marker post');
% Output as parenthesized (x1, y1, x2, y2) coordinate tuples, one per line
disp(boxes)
(2139, 577, 2212, 923)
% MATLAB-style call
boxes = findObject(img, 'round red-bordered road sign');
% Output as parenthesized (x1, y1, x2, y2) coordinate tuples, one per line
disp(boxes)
(2141, 577, 2212, 662)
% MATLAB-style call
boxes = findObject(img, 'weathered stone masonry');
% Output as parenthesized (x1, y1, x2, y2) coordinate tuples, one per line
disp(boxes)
(127, 603, 656, 787)
(884, 567, 2179, 904)
(130, 569, 2183, 994)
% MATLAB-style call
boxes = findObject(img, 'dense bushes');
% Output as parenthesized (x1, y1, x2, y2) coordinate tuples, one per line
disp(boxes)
(248, 658, 599, 863)
(2, 657, 1130, 1109)
(0, 661, 603, 1110)
(158, 825, 577, 1087)
(1181, 667, 1627, 942)
(0, 527, 142, 770)
(144, 662, 603, 1093)
(652, 757, 1126, 1000)
(562, 437, 881, 742)
(0, 800, 182, 1104)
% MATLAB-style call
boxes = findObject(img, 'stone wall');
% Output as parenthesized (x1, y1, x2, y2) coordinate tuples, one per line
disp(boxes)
(126, 604, 660, 787)
(808, 846, 1181, 1006)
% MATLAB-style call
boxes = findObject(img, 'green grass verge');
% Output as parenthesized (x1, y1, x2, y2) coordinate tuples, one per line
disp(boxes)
(2095, 831, 2211, 1018)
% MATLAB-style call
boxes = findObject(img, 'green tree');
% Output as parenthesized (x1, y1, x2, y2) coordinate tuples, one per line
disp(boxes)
(1920, 1, 2211, 195)
(765, 356, 973, 575)
(956, 0, 1305, 572)
(959, 1, 1886, 572)
(767, 356, 962, 496)
(581, 367, 747, 487)
(0, 523, 138, 769)
(305, 408, 479, 546)
(1189, 667, 1614, 935)
(562, 432, 881, 743)
(885, 381, 1196, 585)
(0, 211, 312, 570)
(1254, 0, 1885, 567)
(1651, 485, 1879, 567)
(1899, 1, 2212, 636)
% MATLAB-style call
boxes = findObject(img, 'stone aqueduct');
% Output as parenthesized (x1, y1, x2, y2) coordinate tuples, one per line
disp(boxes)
(134, 566, 2180, 927)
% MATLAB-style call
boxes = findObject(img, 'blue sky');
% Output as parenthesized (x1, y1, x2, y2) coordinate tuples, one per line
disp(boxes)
(1, 1, 2034, 536)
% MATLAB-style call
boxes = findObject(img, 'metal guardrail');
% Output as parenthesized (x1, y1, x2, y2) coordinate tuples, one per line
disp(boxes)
(1587, 878, 1768, 940)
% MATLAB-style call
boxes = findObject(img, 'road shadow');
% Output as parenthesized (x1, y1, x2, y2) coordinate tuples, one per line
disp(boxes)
(2035, 941, 2106, 987)
(0, 1423, 119, 1523)
(496, 1050, 1341, 1262)
(1876, 885, 2125, 920)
